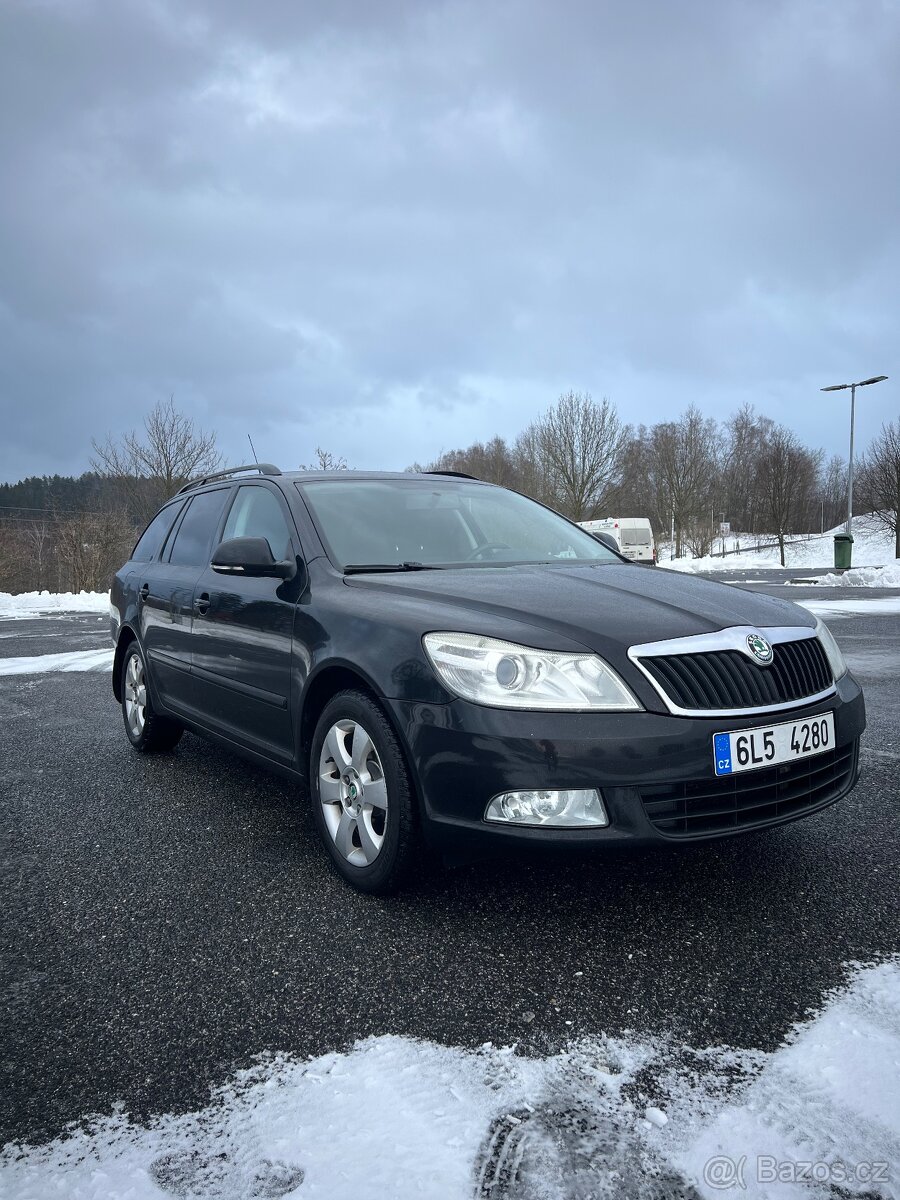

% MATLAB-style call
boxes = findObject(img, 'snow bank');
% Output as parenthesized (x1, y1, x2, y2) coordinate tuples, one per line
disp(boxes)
(661, 550, 782, 572)
(2, 958, 897, 1199)
(659, 516, 896, 573)
(811, 561, 900, 588)
(0, 648, 113, 676)
(797, 596, 900, 619)
(0, 591, 110, 619)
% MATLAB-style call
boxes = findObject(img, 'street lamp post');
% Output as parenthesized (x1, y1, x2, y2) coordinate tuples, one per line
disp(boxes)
(820, 375, 888, 541)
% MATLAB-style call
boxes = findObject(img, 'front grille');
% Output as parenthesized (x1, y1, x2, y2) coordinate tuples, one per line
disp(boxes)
(640, 741, 857, 838)
(638, 636, 832, 712)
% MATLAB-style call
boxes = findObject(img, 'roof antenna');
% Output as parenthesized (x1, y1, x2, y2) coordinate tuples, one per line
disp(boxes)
(247, 434, 259, 465)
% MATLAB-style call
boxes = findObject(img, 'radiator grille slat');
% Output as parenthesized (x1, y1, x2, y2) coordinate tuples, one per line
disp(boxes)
(795, 639, 817, 695)
(701, 653, 734, 708)
(788, 640, 809, 695)
(778, 643, 804, 698)
(638, 636, 833, 712)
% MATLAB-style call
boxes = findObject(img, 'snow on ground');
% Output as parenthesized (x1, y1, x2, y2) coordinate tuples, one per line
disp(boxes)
(0, 648, 113, 676)
(659, 516, 895, 573)
(797, 596, 900, 619)
(811, 562, 900, 588)
(2, 959, 897, 1200)
(0, 591, 110, 619)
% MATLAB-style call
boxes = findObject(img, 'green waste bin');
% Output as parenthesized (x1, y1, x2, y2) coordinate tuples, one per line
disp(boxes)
(833, 532, 853, 570)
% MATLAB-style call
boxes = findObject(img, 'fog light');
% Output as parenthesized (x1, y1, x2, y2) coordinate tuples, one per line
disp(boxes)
(484, 788, 608, 828)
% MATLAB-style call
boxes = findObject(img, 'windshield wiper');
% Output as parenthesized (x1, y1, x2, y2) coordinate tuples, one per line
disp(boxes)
(343, 561, 442, 574)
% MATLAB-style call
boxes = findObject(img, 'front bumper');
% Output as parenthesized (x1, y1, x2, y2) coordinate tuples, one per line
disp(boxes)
(387, 672, 866, 857)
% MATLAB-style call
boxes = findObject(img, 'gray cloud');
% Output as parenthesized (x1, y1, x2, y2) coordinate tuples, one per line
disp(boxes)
(1, 0, 898, 481)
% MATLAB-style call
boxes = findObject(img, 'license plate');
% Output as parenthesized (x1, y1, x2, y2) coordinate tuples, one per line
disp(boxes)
(713, 712, 835, 777)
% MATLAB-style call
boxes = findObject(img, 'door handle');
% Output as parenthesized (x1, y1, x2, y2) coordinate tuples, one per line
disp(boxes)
(195, 593, 210, 615)
(139, 583, 149, 602)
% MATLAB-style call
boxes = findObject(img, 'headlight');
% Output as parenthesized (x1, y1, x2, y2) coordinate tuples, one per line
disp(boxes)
(814, 616, 847, 680)
(422, 632, 642, 710)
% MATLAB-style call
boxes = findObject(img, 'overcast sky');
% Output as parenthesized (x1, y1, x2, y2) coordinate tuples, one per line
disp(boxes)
(1, 0, 898, 484)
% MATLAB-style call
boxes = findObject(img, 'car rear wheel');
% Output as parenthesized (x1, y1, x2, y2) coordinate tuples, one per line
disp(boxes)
(310, 689, 417, 893)
(120, 643, 183, 753)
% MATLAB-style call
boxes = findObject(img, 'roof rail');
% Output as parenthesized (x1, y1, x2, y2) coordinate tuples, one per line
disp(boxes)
(424, 469, 480, 481)
(176, 463, 282, 495)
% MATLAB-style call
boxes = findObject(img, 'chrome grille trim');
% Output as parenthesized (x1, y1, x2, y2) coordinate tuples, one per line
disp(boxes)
(628, 625, 836, 718)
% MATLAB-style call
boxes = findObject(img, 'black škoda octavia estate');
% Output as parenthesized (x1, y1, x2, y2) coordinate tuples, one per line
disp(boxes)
(110, 465, 865, 892)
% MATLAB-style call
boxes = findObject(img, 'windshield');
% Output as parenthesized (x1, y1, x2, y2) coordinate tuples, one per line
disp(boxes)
(297, 479, 621, 569)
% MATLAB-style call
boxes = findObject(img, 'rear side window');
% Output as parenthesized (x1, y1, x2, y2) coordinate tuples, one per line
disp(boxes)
(167, 489, 230, 566)
(222, 486, 293, 559)
(131, 502, 183, 562)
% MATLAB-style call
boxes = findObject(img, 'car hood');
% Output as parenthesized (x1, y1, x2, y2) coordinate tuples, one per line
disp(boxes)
(344, 563, 813, 655)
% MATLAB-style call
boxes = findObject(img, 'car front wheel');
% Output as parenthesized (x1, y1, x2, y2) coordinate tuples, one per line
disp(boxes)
(120, 643, 183, 753)
(310, 689, 417, 893)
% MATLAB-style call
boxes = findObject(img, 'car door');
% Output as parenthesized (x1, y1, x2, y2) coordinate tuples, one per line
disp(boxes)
(190, 483, 298, 762)
(139, 486, 232, 716)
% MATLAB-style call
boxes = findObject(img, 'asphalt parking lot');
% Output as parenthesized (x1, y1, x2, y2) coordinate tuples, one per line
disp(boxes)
(2, 582, 899, 1148)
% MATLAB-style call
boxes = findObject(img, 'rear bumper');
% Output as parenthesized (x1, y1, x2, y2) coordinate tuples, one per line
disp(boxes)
(386, 672, 866, 858)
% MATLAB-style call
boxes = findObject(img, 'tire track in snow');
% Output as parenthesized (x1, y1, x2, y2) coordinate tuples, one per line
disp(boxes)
(1, 960, 898, 1199)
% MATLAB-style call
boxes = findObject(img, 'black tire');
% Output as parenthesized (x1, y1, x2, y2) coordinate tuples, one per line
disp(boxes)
(309, 689, 418, 894)
(120, 642, 183, 753)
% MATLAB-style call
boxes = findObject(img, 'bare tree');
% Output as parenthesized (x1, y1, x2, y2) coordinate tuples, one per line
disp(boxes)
(819, 454, 847, 534)
(92, 397, 220, 522)
(0, 523, 28, 592)
(683, 520, 716, 559)
(509, 425, 549, 503)
(430, 436, 517, 486)
(858, 419, 900, 558)
(299, 447, 349, 471)
(607, 428, 654, 519)
(722, 404, 774, 533)
(21, 518, 51, 591)
(52, 507, 134, 593)
(416, 399, 627, 517)
(646, 407, 722, 556)
(524, 392, 628, 520)
(758, 426, 823, 565)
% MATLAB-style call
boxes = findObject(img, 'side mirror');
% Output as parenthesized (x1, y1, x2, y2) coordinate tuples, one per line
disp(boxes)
(211, 536, 294, 579)
(590, 531, 621, 554)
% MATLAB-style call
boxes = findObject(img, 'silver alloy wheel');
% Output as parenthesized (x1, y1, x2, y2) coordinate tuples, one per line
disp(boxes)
(318, 718, 388, 866)
(124, 651, 147, 738)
